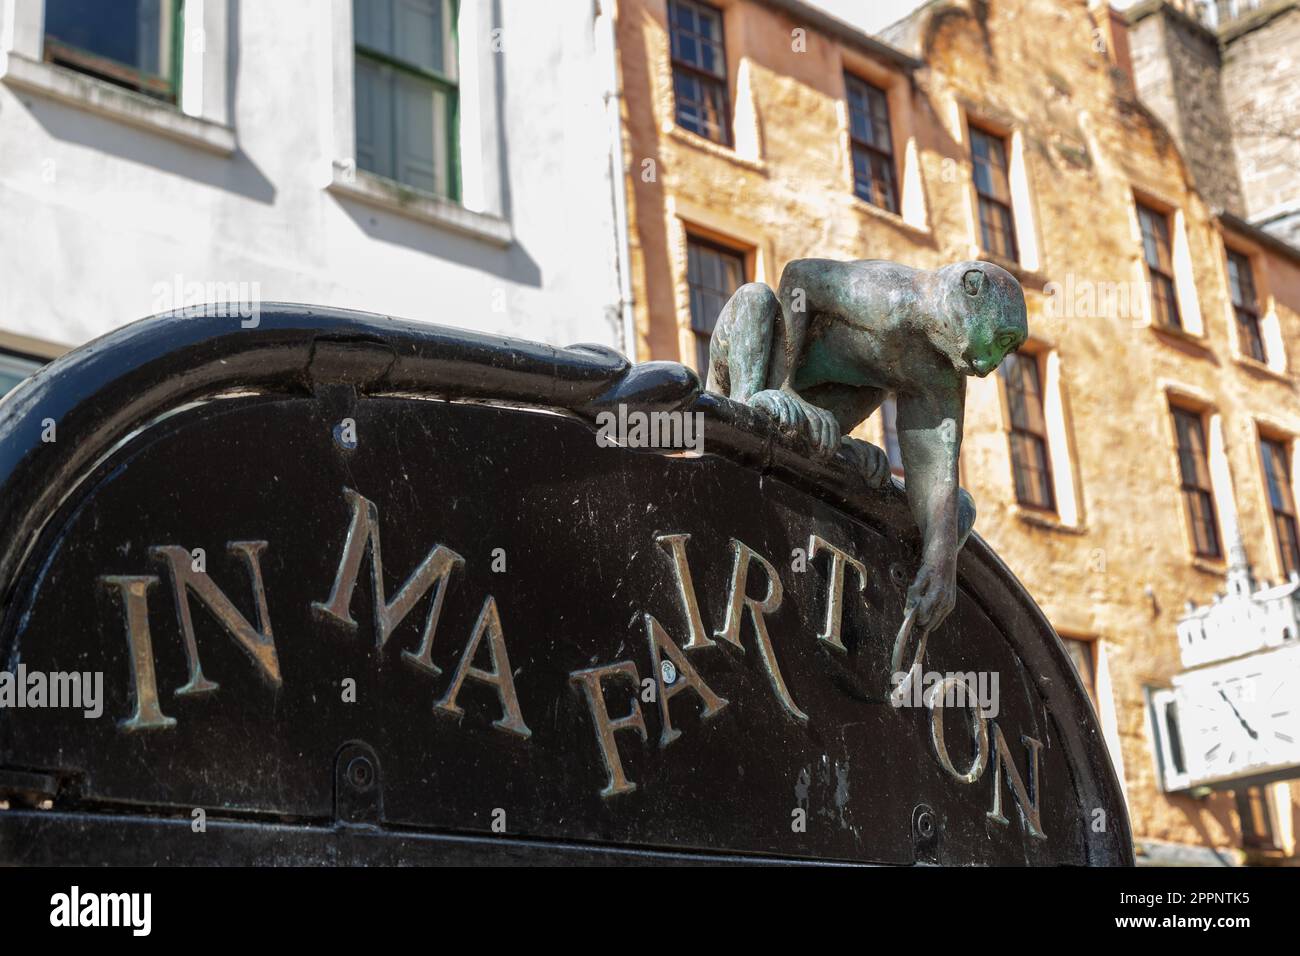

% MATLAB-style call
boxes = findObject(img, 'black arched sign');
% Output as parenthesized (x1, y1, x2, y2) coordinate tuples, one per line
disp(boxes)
(0, 307, 1131, 865)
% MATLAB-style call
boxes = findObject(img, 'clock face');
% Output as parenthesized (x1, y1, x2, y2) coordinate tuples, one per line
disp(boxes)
(1184, 667, 1299, 781)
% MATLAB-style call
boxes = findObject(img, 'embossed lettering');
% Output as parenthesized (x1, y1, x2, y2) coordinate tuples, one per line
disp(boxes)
(987, 725, 1047, 839)
(654, 533, 712, 650)
(644, 613, 727, 746)
(151, 542, 280, 691)
(926, 675, 990, 783)
(809, 534, 868, 652)
(313, 488, 465, 668)
(100, 575, 176, 732)
(435, 596, 531, 738)
(714, 539, 807, 722)
(570, 661, 648, 797)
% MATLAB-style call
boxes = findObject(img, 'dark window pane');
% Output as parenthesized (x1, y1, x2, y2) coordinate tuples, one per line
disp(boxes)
(1001, 353, 1054, 511)
(1062, 637, 1096, 703)
(971, 128, 1017, 260)
(670, 0, 731, 145)
(46, 0, 167, 76)
(1262, 439, 1300, 577)
(686, 237, 745, 373)
(353, 0, 457, 198)
(1172, 407, 1220, 558)
(0, 352, 42, 396)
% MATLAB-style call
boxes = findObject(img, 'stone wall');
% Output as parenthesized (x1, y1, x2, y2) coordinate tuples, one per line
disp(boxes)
(1221, 3, 1300, 244)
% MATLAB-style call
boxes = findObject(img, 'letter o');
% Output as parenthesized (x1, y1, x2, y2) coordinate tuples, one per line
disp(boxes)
(926, 675, 990, 784)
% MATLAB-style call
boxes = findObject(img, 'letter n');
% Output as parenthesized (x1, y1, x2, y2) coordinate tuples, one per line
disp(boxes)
(151, 542, 280, 691)
(987, 724, 1047, 839)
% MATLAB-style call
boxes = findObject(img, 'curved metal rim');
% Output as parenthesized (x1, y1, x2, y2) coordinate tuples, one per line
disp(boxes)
(0, 304, 1134, 865)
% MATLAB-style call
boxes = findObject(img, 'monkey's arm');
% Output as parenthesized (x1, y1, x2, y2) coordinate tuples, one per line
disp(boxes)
(895, 379, 965, 631)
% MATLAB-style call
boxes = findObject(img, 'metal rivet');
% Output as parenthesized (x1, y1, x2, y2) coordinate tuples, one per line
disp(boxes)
(346, 755, 374, 791)
(917, 810, 935, 839)
(660, 659, 677, 685)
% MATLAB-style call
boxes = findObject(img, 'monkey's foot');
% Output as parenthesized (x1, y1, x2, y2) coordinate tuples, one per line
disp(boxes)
(749, 388, 841, 460)
(839, 437, 892, 490)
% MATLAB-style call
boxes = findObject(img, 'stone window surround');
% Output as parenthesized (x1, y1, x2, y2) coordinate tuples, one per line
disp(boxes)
(1057, 628, 1128, 802)
(1217, 233, 1288, 375)
(839, 49, 928, 234)
(667, 197, 767, 371)
(956, 108, 1042, 273)
(323, 0, 511, 245)
(1250, 416, 1300, 583)
(0, 0, 235, 154)
(1128, 189, 1206, 338)
(997, 339, 1085, 531)
(1161, 383, 1234, 567)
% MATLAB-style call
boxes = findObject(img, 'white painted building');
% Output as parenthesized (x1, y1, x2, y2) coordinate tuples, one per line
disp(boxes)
(0, 0, 632, 387)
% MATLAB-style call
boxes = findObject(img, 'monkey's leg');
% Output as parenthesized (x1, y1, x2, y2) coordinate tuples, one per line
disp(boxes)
(709, 282, 779, 403)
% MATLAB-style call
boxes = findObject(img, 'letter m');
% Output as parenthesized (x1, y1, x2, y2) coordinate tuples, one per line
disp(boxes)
(313, 487, 464, 673)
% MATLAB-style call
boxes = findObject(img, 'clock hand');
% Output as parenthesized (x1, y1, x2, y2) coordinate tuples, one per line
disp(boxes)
(1218, 688, 1259, 740)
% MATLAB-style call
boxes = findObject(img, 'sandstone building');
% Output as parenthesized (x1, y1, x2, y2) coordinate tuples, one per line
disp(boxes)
(614, 0, 1300, 863)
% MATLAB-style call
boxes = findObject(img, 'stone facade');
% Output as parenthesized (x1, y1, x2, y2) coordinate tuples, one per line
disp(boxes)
(1128, 0, 1300, 245)
(616, 0, 1300, 862)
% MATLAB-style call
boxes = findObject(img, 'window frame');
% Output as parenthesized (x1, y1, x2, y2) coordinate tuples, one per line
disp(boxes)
(353, 0, 461, 202)
(845, 72, 898, 214)
(42, 0, 184, 103)
(1259, 434, 1300, 579)
(667, 0, 732, 147)
(1170, 405, 1222, 559)
(1226, 247, 1266, 363)
(0, 349, 44, 397)
(1000, 350, 1056, 512)
(970, 125, 1018, 263)
(1137, 200, 1182, 331)
(684, 233, 747, 376)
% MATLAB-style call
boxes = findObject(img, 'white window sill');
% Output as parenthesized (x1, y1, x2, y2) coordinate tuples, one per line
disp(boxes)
(327, 164, 513, 247)
(0, 52, 235, 156)
(849, 194, 930, 239)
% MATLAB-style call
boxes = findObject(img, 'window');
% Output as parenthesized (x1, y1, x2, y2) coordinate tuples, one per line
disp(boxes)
(354, 0, 459, 199)
(1137, 202, 1181, 330)
(1061, 636, 1096, 706)
(1226, 250, 1265, 362)
(1236, 786, 1278, 850)
(1260, 437, 1300, 579)
(44, 0, 181, 102)
(1001, 352, 1054, 511)
(881, 394, 904, 477)
(0, 352, 42, 397)
(971, 127, 1017, 261)
(686, 237, 745, 375)
(1171, 406, 1221, 558)
(668, 0, 731, 146)
(846, 75, 898, 214)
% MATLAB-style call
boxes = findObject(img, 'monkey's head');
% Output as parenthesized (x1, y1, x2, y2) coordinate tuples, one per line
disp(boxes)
(937, 261, 1028, 378)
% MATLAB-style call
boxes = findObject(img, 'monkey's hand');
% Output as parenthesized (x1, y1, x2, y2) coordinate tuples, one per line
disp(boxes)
(905, 555, 957, 632)
(749, 388, 841, 460)
(839, 436, 891, 489)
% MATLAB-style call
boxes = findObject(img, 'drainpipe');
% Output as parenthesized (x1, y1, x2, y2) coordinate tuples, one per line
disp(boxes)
(597, 0, 639, 361)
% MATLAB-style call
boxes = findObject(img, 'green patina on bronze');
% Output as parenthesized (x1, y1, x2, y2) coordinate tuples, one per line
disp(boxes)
(707, 258, 1028, 635)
